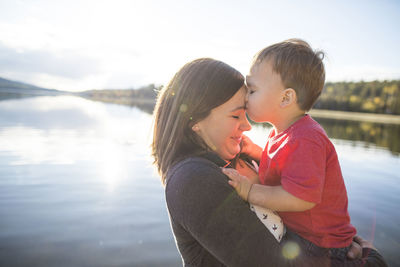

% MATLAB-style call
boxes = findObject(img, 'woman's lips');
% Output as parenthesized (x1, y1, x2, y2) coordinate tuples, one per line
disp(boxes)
(231, 136, 242, 144)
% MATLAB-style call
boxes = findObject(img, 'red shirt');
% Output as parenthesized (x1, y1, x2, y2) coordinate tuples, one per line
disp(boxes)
(258, 115, 356, 248)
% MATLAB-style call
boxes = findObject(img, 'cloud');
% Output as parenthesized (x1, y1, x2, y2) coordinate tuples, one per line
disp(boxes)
(0, 42, 100, 80)
(326, 64, 400, 82)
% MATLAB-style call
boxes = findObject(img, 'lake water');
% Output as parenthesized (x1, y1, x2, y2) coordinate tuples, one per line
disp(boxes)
(0, 96, 399, 266)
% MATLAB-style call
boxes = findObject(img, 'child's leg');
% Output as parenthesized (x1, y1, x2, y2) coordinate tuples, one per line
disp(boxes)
(283, 229, 350, 261)
(328, 246, 351, 261)
(282, 229, 329, 257)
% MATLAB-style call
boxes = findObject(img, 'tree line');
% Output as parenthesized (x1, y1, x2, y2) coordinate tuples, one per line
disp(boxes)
(81, 84, 159, 100)
(314, 80, 400, 115)
(80, 80, 400, 115)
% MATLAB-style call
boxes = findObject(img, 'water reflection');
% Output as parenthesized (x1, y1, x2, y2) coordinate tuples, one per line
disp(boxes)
(124, 100, 400, 155)
(314, 118, 400, 155)
(0, 96, 102, 129)
(128, 102, 155, 114)
(0, 96, 181, 266)
(0, 96, 154, 166)
(0, 96, 399, 266)
(242, 115, 400, 155)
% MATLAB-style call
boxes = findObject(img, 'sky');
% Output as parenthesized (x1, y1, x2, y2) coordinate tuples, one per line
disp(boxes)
(0, 0, 399, 92)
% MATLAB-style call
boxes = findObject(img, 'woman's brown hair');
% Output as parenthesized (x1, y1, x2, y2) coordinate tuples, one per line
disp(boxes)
(152, 58, 244, 184)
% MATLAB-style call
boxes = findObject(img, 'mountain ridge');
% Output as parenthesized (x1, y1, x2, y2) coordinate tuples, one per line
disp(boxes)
(0, 76, 71, 99)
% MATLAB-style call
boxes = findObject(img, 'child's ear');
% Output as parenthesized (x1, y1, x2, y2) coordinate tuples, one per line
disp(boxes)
(280, 88, 296, 108)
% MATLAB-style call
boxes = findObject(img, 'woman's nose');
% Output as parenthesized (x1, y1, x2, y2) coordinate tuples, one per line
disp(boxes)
(240, 116, 252, 131)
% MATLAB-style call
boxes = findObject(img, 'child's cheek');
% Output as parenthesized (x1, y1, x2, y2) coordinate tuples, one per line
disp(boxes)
(248, 96, 256, 110)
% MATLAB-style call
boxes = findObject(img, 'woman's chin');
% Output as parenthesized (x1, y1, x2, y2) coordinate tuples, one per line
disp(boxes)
(226, 148, 240, 160)
(218, 145, 241, 161)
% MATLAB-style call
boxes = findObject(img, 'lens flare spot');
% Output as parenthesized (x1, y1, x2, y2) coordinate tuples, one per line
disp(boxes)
(180, 104, 188, 113)
(282, 241, 300, 259)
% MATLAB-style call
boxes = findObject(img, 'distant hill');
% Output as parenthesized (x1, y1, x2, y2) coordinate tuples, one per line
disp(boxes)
(78, 84, 160, 113)
(3, 75, 398, 116)
(79, 84, 159, 100)
(0, 77, 72, 100)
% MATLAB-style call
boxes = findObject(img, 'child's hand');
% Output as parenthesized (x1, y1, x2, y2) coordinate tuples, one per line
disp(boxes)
(222, 168, 254, 201)
(240, 135, 256, 155)
(347, 235, 377, 259)
(240, 135, 262, 161)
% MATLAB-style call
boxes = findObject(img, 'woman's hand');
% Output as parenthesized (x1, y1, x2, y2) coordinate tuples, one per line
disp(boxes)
(347, 235, 377, 259)
(222, 168, 255, 201)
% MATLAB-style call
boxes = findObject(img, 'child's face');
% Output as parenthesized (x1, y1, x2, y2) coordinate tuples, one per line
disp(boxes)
(245, 60, 285, 123)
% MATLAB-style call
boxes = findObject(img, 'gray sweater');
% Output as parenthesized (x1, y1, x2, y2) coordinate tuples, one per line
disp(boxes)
(165, 152, 387, 267)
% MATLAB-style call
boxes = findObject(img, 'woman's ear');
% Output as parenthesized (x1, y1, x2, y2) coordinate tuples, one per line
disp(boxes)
(280, 88, 296, 108)
(192, 124, 200, 132)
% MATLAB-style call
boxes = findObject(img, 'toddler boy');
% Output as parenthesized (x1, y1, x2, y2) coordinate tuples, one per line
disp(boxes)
(223, 39, 356, 259)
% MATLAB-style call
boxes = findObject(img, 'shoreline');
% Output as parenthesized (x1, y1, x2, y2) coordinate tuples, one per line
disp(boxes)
(83, 96, 400, 125)
(82, 96, 155, 106)
(309, 109, 400, 124)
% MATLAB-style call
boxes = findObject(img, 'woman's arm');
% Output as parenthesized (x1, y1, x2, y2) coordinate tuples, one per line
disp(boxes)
(166, 159, 301, 266)
(166, 158, 387, 267)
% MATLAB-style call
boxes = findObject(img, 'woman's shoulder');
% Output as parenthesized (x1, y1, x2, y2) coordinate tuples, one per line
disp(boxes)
(169, 155, 219, 174)
(166, 155, 225, 189)
(164, 155, 232, 219)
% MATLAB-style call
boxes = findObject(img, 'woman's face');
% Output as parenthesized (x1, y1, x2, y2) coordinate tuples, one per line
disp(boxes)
(193, 87, 251, 160)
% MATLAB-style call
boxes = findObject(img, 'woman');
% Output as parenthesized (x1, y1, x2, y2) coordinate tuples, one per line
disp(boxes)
(152, 58, 386, 266)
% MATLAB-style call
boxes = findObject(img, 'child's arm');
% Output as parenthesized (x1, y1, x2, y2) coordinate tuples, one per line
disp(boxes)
(222, 168, 315, 211)
(248, 184, 316, 212)
(241, 135, 263, 161)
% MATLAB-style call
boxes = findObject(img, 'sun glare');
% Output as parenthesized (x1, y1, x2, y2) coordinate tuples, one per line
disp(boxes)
(96, 144, 127, 193)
